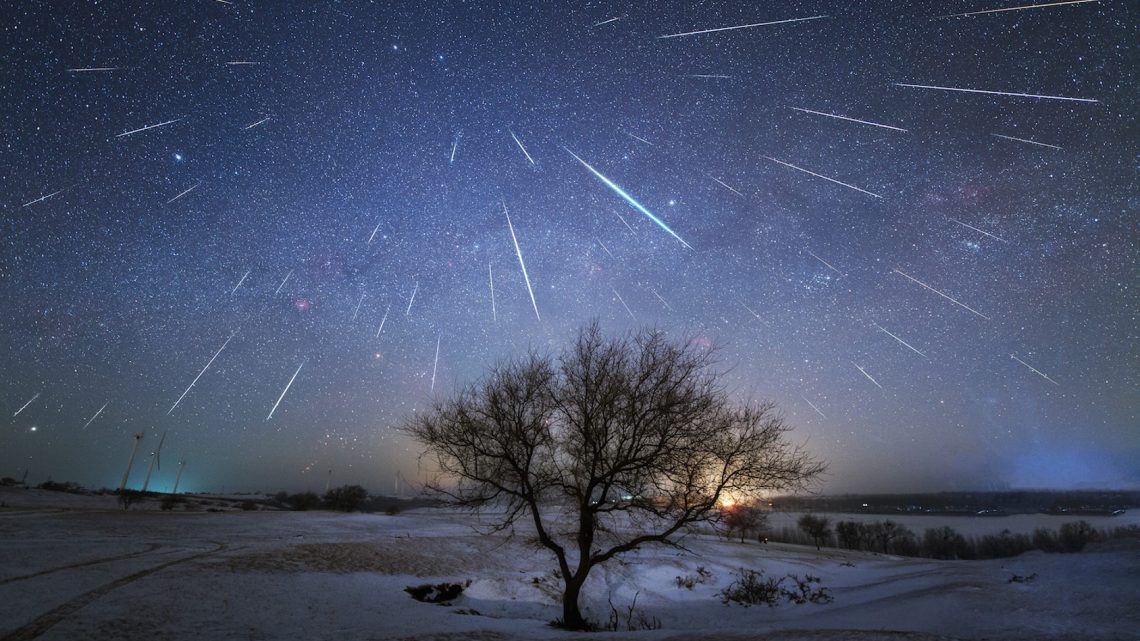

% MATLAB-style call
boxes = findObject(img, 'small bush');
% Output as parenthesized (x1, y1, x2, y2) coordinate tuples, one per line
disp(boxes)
(674, 566, 713, 590)
(405, 581, 470, 604)
(601, 592, 661, 631)
(1008, 573, 1038, 584)
(160, 494, 186, 511)
(117, 489, 145, 510)
(720, 568, 783, 606)
(239, 500, 258, 511)
(1058, 521, 1097, 553)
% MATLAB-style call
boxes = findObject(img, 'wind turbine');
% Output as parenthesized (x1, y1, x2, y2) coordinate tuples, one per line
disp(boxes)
(141, 431, 167, 493)
(172, 459, 187, 495)
(119, 432, 144, 492)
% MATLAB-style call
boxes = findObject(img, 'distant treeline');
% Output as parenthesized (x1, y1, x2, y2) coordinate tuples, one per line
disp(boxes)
(769, 515, 1140, 560)
(770, 490, 1139, 516)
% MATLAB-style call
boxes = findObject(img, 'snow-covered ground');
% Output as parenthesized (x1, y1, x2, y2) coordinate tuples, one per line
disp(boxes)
(1, 488, 1137, 641)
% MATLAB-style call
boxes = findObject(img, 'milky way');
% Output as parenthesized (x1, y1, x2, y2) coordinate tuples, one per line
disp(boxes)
(2, 1, 1135, 493)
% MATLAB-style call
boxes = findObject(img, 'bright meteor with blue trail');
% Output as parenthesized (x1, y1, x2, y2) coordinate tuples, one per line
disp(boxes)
(564, 148, 693, 250)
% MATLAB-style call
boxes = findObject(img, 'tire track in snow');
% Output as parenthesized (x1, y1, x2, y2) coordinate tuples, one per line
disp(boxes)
(0, 543, 162, 585)
(0, 542, 226, 641)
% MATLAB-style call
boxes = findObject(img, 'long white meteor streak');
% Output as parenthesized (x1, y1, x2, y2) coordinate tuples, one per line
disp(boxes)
(873, 322, 928, 359)
(267, 361, 305, 420)
(613, 289, 636, 320)
(852, 362, 884, 389)
(613, 209, 637, 235)
(82, 402, 109, 429)
(504, 202, 541, 321)
(651, 288, 673, 311)
(893, 83, 1098, 103)
(657, 15, 827, 39)
(592, 16, 622, 27)
(789, 106, 908, 132)
(509, 130, 535, 165)
(565, 148, 693, 249)
(450, 136, 458, 163)
(801, 395, 827, 419)
(225, 61, 261, 66)
(168, 332, 236, 414)
(116, 117, 183, 137)
(405, 282, 418, 316)
(430, 336, 441, 392)
(68, 67, 119, 72)
(893, 268, 990, 320)
(948, 218, 1009, 243)
(1010, 354, 1060, 385)
(992, 133, 1063, 150)
(274, 269, 293, 295)
(741, 300, 763, 322)
(367, 221, 382, 244)
(688, 74, 732, 79)
(806, 250, 841, 275)
(708, 174, 745, 197)
(935, 0, 1098, 19)
(244, 117, 270, 130)
(231, 270, 250, 295)
(351, 293, 365, 321)
(165, 182, 200, 204)
(376, 303, 391, 337)
(488, 263, 497, 322)
(596, 239, 615, 258)
(14, 393, 40, 417)
(762, 155, 882, 198)
(22, 189, 65, 207)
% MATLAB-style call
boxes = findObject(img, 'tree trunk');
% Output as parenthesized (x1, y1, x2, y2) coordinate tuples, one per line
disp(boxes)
(561, 576, 588, 630)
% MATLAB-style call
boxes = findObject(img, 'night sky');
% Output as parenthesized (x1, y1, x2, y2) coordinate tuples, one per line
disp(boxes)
(2, 1, 1136, 495)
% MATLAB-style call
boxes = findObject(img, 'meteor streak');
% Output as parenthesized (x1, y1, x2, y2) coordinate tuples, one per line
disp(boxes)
(82, 402, 109, 429)
(806, 250, 842, 275)
(22, 189, 66, 208)
(225, 61, 261, 66)
(351, 293, 365, 321)
(596, 239, 615, 258)
(708, 174, 745, 197)
(368, 221, 382, 244)
(651, 288, 673, 311)
(430, 336, 441, 392)
(624, 132, 653, 146)
(274, 269, 293, 295)
(376, 304, 391, 337)
(14, 393, 40, 417)
(935, 0, 1098, 19)
(613, 289, 636, 320)
(168, 332, 236, 414)
(509, 130, 535, 165)
(801, 395, 827, 419)
(1011, 354, 1060, 385)
(873, 322, 928, 359)
(68, 67, 119, 72)
(789, 106, 908, 132)
(244, 117, 270, 130)
(592, 16, 622, 27)
(115, 117, 183, 137)
(657, 15, 828, 39)
(565, 148, 692, 249)
(992, 133, 1062, 150)
(165, 182, 200, 204)
(852, 362, 884, 389)
(741, 300, 763, 322)
(893, 83, 1098, 103)
(488, 263, 497, 322)
(892, 269, 990, 320)
(504, 202, 541, 321)
(949, 218, 1009, 243)
(761, 155, 882, 198)
(231, 270, 250, 295)
(687, 74, 732, 79)
(267, 361, 305, 420)
(405, 282, 418, 316)
(613, 210, 637, 235)
(450, 136, 458, 163)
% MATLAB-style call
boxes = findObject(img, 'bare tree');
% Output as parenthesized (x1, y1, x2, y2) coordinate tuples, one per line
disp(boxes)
(797, 513, 832, 550)
(405, 322, 824, 630)
(722, 501, 769, 543)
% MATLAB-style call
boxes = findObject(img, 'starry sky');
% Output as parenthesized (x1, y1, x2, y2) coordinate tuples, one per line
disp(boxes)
(2, 1, 1136, 495)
